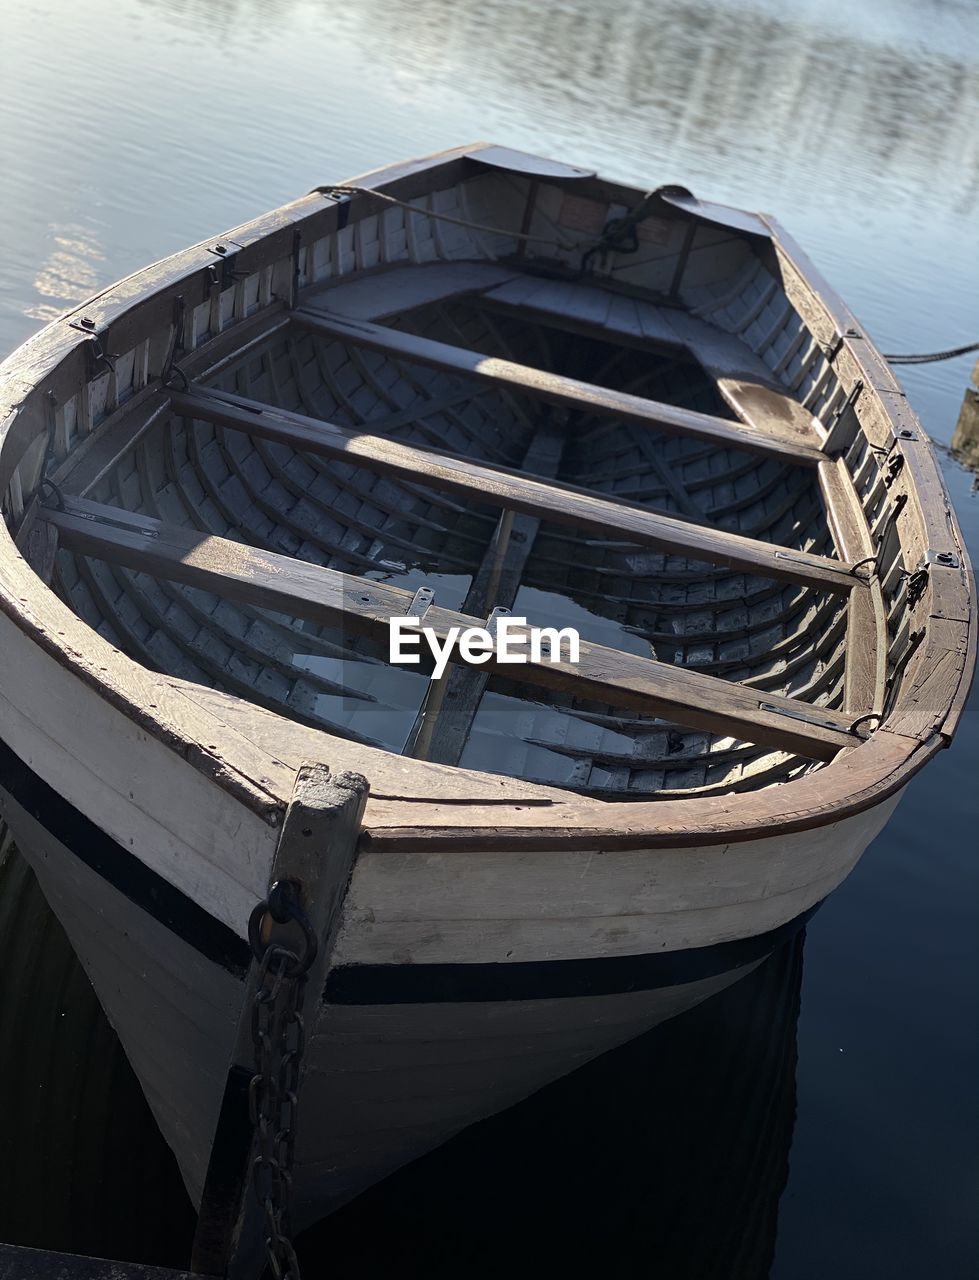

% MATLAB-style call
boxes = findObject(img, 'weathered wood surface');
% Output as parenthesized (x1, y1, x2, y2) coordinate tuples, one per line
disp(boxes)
(479, 274, 821, 441)
(294, 308, 824, 465)
(48, 495, 860, 759)
(193, 768, 368, 1280)
(0, 141, 969, 846)
(410, 416, 567, 763)
(168, 386, 859, 594)
(306, 262, 518, 322)
(333, 792, 901, 966)
(818, 457, 887, 714)
(0, 599, 282, 938)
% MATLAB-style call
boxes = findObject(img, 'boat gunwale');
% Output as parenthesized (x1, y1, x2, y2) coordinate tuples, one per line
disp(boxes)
(0, 142, 973, 849)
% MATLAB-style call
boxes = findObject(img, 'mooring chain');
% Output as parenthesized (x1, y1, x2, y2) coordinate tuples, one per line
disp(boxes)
(248, 880, 318, 1280)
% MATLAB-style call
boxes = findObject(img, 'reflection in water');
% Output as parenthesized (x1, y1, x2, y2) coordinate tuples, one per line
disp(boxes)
(2, 0, 977, 355)
(340, 0, 978, 212)
(27, 223, 107, 324)
(0, 830, 805, 1276)
(133, 0, 979, 219)
(0, 841, 195, 1267)
(305, 932, 806, 1279)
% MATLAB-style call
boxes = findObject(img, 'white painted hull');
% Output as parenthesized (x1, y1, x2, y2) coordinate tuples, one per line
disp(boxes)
(290, 966, 758, 1225)
(0, 713, 901, 1222)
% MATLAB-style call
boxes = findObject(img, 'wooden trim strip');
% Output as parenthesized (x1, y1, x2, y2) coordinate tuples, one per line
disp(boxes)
(293, 308, 825, 466)
(818, 456, 887, 714)
(47, 495, 863, 760)
(323, 905, 815, 1004)
(169, 386, 862, 596)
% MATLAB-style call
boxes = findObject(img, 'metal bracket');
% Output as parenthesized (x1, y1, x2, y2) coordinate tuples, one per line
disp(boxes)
(406, 586, 435, 618)
(900, 549, 959, 611)
(206, 242, 247, 288)
(890, 422, 918, 443)
(875, 491, 908, 548)
(836, 379, 864, 418)
(486, 606, 512, 632)
(773, 550, 854, 577)
(758, 701, 848, 732)
(68, 318, 115, 378)
(290, 229, 303, 308)
(921, 548, 961, 570)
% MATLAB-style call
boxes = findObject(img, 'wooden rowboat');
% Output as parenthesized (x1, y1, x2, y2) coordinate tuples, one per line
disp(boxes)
(0, 144, 973, 1251)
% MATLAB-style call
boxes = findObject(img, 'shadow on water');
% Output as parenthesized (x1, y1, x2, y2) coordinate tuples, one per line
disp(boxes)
(0, 839, 197, 1267)
(0, 839, 804, 1277)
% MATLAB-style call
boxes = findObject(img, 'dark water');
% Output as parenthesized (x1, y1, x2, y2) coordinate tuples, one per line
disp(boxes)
(1, 0, 977, 1275)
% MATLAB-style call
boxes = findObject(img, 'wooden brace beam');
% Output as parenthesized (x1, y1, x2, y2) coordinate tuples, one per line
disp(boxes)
(168, 385, 863, 596)
(48, 495, 865, 760)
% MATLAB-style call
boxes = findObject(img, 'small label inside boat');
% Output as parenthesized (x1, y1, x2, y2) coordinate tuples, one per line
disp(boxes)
(557, 194, 609, 236)
(389, 616, 580, 679)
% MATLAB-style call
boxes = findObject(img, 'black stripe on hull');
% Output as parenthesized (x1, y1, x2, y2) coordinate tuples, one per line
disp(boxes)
(0, 732, 818, 1006)
(0, 735, 251, 975)
(323, 905, 819, 1005)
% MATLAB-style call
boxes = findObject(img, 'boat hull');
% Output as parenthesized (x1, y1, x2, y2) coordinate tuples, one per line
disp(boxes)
(0, 141, 969, 1247)
(0, 722, 900, 1223)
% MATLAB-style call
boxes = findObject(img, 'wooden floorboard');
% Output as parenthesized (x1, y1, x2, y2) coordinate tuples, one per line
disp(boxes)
(168, 386, 861, 596)
(409, 414, 568, 764)
(293, 308, 824, 466)
(47, 495, 863, 760)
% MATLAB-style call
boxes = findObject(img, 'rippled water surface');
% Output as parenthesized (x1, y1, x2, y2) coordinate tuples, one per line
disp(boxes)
(1, 0, 977, 1275)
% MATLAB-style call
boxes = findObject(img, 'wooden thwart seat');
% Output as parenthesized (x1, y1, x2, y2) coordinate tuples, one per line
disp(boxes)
(45, 494, 865, 761)
(168, 386, 862, 596)
(293, 308, 825, 466)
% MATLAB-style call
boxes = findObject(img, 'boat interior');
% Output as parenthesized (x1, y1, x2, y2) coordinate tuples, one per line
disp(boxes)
(6, 154, 929, 803)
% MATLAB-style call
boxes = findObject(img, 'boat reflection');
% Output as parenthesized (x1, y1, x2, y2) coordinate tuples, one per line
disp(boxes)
(0, 829, 804, 1276)
(302, 928, 806, 1278)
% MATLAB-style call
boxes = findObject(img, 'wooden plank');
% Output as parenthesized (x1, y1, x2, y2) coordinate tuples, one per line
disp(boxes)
(481, 276, 821, 442)
(411, 415, 568, 763)
(192, 767, 368, 1280)
(169, 386, 861, 595)
(48, 495, 862, 760)
(305, 262, 517, 321)
(293, 308, 824, 466)
(16, 517, 59, 584)
(818, 457, 887, 715)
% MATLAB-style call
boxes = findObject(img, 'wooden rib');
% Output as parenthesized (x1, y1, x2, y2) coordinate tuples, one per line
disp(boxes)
(294, 309, 825, 466)
(46, 495, 862, 761)
(168, 386, 862, 595)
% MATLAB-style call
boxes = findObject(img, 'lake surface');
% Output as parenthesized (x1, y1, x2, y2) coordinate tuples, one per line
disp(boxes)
(1, 0, 977, 1275)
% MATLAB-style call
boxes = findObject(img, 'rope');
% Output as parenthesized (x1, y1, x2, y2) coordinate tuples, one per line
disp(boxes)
(316, 184, 592, 253)
(316, 185, 979, 354)
(882, 340, 979, 364)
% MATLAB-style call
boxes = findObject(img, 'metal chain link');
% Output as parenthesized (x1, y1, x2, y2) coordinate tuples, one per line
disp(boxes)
(248, 881, 316, 1280)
